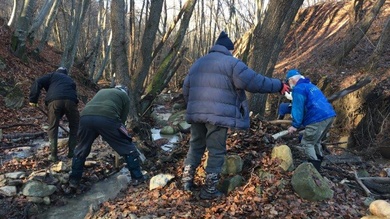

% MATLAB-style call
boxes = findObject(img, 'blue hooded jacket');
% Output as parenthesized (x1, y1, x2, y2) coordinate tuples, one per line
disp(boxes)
(183, 45, 283, 130)
(290, 78, 336, 128)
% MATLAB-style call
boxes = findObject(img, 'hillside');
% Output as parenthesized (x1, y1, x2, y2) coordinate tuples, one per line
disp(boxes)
(0, 1, 390, 218)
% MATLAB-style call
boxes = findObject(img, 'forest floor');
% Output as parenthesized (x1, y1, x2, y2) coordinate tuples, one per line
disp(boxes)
(0, 1, 390, 219)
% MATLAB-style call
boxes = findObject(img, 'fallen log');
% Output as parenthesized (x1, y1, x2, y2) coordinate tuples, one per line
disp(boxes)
(2, 132, 45, 140)
(0, 123, 39, 129)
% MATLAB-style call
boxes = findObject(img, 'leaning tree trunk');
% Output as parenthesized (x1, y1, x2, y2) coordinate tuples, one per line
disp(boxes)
(331, 0, 386, 65)
(60, 0, 90, 73)
(366, 16, 390, 70)
(266, 0, 304, 76)
(140, 0, 197, 115)
(247, 0, 294, 116)
(10, 0, 36, 61)
(33, 0, 60, 55)
(27, 0, 54, 43)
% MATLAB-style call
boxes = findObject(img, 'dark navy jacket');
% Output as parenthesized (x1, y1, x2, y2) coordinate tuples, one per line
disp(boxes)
(183, 45, 282, 130)
(29, 71, 78, 105)
(290, 78, 336, 128)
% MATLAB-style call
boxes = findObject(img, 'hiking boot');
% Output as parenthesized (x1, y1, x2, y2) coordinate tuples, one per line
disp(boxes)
(308, 159, 322, 172)
(131, 175, 147, 186)
(69, 179, 80, 189)
(49, 139, 58, 162)
(199, 173, 223, 200)
(182, 165, 195, 191)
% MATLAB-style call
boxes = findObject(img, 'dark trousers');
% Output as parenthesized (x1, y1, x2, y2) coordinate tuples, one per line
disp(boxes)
(70, 115, 142, 182)
(184, 123, 228, 174)
(47, 99, 79, 142)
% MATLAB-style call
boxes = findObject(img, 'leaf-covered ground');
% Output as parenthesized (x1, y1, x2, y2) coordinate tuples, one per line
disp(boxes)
(1, 1, 390, 218)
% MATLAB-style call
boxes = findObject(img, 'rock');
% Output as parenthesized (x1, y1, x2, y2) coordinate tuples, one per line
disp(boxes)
(149, 173, 175, 190)
(0, 186, 17, 196)
(22, 180, 57, 197)
(291, 163, 334, 201)
(271, 145, 294, 171)
(160, 126, 178, 135)
(5, 171, 26, 179)
(219, 175, 244, 194)
(85, 161, 98, 167)
(221, 154, 243, 175)
(178, 121, 191, 133)
(27, 196, 44, 203)
(51, 161, 68, 172)
(43, 196, 51, 205)
(369, 200, 390, 218)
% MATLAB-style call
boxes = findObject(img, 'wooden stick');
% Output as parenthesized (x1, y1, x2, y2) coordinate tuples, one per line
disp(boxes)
(354, 170, 374, 196)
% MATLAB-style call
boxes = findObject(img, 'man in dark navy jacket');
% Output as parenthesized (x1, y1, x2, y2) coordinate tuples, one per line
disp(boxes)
(29, 67, 80, 162)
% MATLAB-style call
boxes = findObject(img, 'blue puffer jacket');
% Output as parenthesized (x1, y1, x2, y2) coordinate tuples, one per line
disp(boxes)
(290, 78, 336, 128)
(29, 71, 78, 105)
(183, 45, 283, 130)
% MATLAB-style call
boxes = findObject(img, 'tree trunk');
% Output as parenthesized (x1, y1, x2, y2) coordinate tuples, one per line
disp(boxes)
(131, 0, 164, 111)
(7, 0, 19, 27)
(266, 0, 304, 76)
(88, 0, 105, 80)
(247, 0, 293, 116)
(60, 0, 91, 73)
(140, 0, 197, 114)
(11, 0, 36, 61)
(33, 0, 60, 55)
(367, 16, 390, 70)
(27, 0, 54, 42)
(331, 0, 386, 65)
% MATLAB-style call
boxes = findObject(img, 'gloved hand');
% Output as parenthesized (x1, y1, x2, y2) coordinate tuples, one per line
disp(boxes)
(284, 91, 293, 100)
(29, 102, 38, 107)
(279, 81, 290, 95)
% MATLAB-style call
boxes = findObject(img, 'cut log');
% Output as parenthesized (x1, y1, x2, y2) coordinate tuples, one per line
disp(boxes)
(2, 132, 45, 140)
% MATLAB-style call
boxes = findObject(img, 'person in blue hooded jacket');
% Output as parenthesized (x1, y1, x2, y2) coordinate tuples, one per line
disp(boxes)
(181, 31, 290, 200)
(286, 69, 336, 171)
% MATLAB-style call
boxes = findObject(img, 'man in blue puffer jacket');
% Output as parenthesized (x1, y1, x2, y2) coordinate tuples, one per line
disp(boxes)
(286, 69, 336, 171)
(181, 31, 290, 199)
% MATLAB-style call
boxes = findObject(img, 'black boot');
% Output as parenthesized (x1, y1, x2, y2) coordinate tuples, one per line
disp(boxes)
(69, 157, 86, 188)
(49, 139, 58, 162)
(182, 165, 195, 191)
(199, 173, 223, 200)
(124, 152, 146, 186)
(308, 159, 322, 172)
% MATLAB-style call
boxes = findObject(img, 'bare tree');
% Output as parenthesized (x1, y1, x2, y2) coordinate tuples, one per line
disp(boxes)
(247, 0, 295, 115)
(10, 0, 36, 61)
(60, 0, 91, 73)
(27, 0, 54, 42)
(33, 0, 60, 55)
(7, 0, 19, 27)
(367, 16, 390, 70)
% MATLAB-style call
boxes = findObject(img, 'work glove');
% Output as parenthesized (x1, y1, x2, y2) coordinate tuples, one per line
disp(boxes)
(29, 102, 38, 107)
(279, 81, 290, 95)
(284, 91, 293, 100)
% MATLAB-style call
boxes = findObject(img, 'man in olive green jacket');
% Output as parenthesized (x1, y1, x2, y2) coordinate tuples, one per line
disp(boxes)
(69, 85, 145, 188)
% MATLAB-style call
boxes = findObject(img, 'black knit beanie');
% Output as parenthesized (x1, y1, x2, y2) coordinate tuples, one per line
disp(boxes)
(215, 31, 234, 50)
(56, 67, 68, 75)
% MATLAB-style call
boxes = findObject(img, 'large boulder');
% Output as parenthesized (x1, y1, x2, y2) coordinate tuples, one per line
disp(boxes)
(291, 163, 334, 201)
